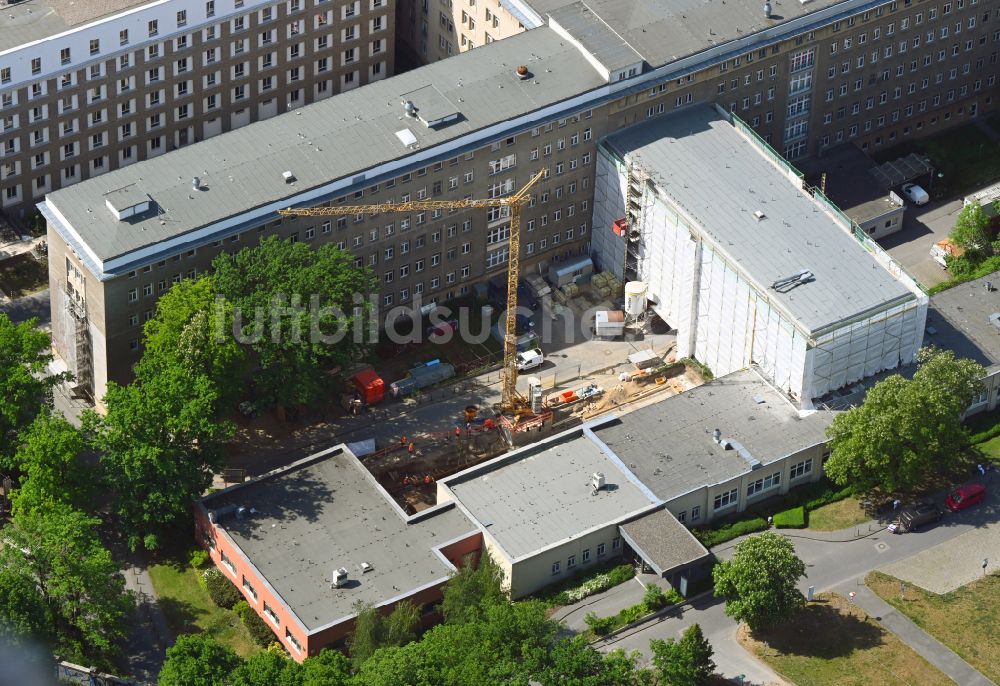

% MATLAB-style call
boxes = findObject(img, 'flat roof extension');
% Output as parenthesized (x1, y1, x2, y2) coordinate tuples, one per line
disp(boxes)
(203, 447, 476, 632)
(927, 271, 1000, 371)
(445, 431, 658, 560)
(592, 368, 834, 503)
(604, 107, 916, 333)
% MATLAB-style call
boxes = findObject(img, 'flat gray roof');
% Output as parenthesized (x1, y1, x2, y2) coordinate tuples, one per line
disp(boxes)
(446, 431, 658, 560)
(619, 509, 710, 575)
(204, 447, 475, 632)
(549, 2, 643, 73)
(927, 272, 1000, 371)
(592, 369, 835, 503)
(533, 0, 847, 72)
(45, 26, 606, 265)
(604, 107, 916, 333)
(0, 0, 149, 53)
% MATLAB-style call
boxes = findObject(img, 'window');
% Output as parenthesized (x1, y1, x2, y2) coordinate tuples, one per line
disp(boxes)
(582, 548, 591, 563)
(713, 488, 738, 510)
(220, 550, 236, 574)
(242, 576, 257, 601)
(597, 543, 606, 557)
(263, 601, 279, 626)
(746, 471, 781, 497)
(285, 629, 302, 653)
(551, 561, 561, 575)
(128, 288, 138, 303)
(790, 458, 813, 479)
(567, 555, 576, 568)
(690, 506, 701, 522)
(612, 536, 621, 550)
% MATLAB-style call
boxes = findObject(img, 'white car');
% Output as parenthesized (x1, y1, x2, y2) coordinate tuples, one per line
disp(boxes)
(516, 348, 544, 371)
(901, 183, 930, 205)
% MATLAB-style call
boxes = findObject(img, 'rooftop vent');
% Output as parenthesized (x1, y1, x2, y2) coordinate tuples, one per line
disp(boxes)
(772, 269, 815, 293)
(402, 100, 417, 117)
(712, 428, 722, 443)
(515, 65, 531, 80)
(591, 472, 606, 496)
(282, 170, 296, 184)
(331, 567, 349, 589)
(990, 312, 1000, 332)
(395, 128, 418, 148)
(360, 562, 373, 574)
(754, 210, 765, 221)
(192, 176, 202, 191)
(763, 1, 772, 18)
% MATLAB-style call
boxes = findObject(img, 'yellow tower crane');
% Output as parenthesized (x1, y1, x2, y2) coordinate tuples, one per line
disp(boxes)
(278, 168, 547, 414)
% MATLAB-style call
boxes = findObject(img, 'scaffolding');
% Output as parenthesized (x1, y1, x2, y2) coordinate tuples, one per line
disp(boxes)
(65, 286, 94, 401)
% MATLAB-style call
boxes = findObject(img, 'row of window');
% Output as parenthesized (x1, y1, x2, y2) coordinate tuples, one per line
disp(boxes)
(551, 537, 621, 575)
(0, 0, 389, 86)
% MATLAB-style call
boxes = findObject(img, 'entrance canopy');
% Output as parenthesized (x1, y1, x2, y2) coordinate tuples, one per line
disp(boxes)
(619, 509, 710, 577)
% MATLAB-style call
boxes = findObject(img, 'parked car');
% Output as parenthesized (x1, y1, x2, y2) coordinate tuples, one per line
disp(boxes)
(897, 502, 944, 532)
(945, 483, 987, 512)
(516, 348, 544, 371)
(901, 182, 930, 205)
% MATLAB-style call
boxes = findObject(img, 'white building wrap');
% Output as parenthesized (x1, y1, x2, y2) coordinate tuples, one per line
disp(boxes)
(593, 119, 927, 404)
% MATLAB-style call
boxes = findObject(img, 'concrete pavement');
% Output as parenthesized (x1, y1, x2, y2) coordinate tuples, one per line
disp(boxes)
(879, 198, 962, 289)
(841, 581, 996, 686)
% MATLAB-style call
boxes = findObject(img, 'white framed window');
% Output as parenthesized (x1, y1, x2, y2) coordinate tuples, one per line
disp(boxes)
(746, 471, 781, 497)
(790, 458, 813, 479)
(713, 488, 738, 511)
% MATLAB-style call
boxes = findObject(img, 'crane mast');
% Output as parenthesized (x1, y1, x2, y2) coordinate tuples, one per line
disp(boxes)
(278, 169, 547, 413)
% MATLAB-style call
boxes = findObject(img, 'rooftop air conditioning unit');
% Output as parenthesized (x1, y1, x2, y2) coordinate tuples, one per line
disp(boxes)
(332, 567, 349, 588)
(360, 562, 373, 574)
(282, 170, 296, 183)
(591, 472, 606, 495)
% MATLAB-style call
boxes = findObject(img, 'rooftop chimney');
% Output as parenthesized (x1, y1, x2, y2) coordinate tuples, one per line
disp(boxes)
(763, 1, 772, 18)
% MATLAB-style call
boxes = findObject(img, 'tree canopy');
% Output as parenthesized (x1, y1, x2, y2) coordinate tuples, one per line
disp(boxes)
(211, 236, 377, 410)
(347, 601, 420, 668)
(649, 623, 715, 686)
(158, 634, 241, 686)
(825, 347, 984, 494)
(0, 314, 67, 467)
(439, 553, 506, 625)
(713, 532, 806, 631)
(89, 361, 233, 551)
(9, 411, 95, 516)
(949, 201, 993, 260)
(0, 507, 133, 666)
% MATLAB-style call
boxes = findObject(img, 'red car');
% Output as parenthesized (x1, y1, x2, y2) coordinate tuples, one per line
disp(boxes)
(945, 483, 986, 512)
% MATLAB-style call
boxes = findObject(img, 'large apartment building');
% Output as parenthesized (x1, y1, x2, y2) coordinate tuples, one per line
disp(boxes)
(0, 0, 394, 216)
(41, 0, 1000, 404)
(395, 0, 540, 63)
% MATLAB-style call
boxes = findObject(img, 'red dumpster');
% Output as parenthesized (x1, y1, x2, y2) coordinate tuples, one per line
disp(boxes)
(351, 368, 384, 405)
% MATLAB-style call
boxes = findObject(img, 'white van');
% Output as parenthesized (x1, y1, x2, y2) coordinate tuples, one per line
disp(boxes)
(516, 348, 544, 371)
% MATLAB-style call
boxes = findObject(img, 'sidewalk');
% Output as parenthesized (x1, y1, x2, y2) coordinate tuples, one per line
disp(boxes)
(841, 580, 997, 686)
(119, 555, 171, 684)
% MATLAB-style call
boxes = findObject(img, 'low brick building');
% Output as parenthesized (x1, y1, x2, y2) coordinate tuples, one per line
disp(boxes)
(194, 445, 481, 660)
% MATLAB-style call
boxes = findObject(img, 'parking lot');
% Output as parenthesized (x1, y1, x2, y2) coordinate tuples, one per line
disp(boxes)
(878, 197, 965, 290)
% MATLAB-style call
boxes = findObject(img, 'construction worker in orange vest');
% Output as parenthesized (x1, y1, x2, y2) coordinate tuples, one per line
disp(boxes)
(408, 442, 415, 456)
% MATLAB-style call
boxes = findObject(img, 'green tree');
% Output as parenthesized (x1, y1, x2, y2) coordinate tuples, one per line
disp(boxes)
(9, 411, 95, 516)
(0, 567, 52, 651)
(713, 532, 806, 631)
(212, 236, 377, 411)
(230, 647, 303, 686)
(825, 347, 984, 494)
(951, 201, 992, 260)
(0, 507, 133, 665)
(650, 623, 715, 686)
(440, 553, 506, 625)
(0, 314, 67, 467)
(534, 636, 647, 686)
(141, 276, 246, 411)
(89, 361, 233, 551)
(301, 649, 351, 686)
(158, 634, 241, 686)
(347, 601, 420, 668)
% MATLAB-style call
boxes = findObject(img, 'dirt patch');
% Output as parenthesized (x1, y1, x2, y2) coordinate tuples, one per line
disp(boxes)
(0, 253, 48, 298)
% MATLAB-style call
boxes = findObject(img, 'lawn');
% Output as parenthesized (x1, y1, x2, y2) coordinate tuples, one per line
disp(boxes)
(975, 434, 1000, 462)
(0, 253, 48, 298)
(148, 561, 261, 658)
(871, 124, 1000, 199)
(807, 496, 870, 531)
(738, 593, 952, 686)
(867, 571, 1000, 683)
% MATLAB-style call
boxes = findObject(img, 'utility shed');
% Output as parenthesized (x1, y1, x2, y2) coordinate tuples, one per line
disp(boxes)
(592, 106, 928, 403)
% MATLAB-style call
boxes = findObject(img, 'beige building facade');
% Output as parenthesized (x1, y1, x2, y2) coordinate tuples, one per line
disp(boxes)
(41, 0, 1000, 404)
(1, 0, 394, 217)
(395, 0, 535, 64)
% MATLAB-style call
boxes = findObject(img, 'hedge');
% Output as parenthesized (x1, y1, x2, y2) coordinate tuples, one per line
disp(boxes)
(966, 408, 1000, 445)
(234, 600, 278, 648)
(693, 517, 769, 548)
(536, 563, 635, 607)
(584, 585, 685, 637)
(773, 506, 806, 529)
(202, 568, 243, 610)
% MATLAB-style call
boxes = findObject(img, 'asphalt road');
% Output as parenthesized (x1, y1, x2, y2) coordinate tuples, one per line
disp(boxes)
(601, 488, 1000, 685)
